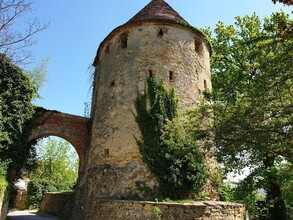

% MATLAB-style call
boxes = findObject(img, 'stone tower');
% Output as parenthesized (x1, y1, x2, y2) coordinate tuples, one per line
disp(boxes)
(74, 0, 212, 216)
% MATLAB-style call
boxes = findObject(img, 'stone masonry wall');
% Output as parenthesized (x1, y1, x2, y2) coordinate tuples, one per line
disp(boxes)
(79, 199, 246, 220)
(40, 192, 74, 219)
(42, 194, 246, 220)
(77, 23, 211, 206)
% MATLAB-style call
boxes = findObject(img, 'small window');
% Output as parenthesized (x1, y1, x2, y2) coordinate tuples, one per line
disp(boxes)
(149, 70, 154, 78)
(158, 29, 164, 37)
(120, 33, 128, 48)
(109, 80, 115, 87)
(104, 149, 109, 157)
(204, 79, 207, 89)
(195, 38, 203, 54)
(158, 28, 168, 38)
(105, 44, 110, 54)
(169, 71, 174, 81)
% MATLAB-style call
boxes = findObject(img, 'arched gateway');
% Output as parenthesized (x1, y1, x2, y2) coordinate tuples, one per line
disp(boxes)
(28, 110, 91, 163)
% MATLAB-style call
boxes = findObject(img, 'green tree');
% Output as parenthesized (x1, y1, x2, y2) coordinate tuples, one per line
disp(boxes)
(276, 160, 293, 219)
(0, 52, 47, 178)
(0, 54, 37, 182)
(29, 137, 79, 189)
(201, 11, 292, 219)
(26, 137, 78, 208)
(26, 58, 48, 97)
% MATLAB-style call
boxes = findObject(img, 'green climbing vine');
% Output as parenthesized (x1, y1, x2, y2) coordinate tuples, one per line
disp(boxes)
(135, 77, 208, 199)
(0, 54, 41, 181)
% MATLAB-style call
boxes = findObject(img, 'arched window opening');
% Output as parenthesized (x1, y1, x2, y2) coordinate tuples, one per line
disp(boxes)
(158, 27, 168, 38)
(158, 29, 164, 37)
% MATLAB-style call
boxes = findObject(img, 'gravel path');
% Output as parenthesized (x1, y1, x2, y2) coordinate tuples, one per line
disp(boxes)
(6, 210, 60, 220)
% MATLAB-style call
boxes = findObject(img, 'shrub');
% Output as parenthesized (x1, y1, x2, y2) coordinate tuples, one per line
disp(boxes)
(26, 179, 57, 209)
(0, 54, 37, 179)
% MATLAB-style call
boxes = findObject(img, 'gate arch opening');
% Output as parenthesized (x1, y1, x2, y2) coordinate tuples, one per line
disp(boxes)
(28, 110, 91, 165)
(30, 136, 79, 190)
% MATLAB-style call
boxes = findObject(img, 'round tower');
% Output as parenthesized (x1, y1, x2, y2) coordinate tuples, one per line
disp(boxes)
(75, 0, 212, 213)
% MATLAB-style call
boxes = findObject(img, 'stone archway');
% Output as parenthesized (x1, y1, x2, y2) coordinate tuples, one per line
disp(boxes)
(28, 110, 91, 164)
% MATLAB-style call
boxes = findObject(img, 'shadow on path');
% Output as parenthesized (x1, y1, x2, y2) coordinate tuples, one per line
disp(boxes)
(6, 210, 59, 220)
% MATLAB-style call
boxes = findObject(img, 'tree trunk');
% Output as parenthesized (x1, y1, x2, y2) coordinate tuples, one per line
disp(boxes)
(264, 157, 288, 220)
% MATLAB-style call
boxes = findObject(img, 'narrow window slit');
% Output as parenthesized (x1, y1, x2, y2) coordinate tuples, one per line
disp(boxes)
(105, 44, 110, 54)
(169, 71, 174, 81)
(195, 38, 203, 54)
(104, 149, 109, 157)
(204, 79, 207, 89)
(149, 70, 154, 78)
(120, 33, 128, 48)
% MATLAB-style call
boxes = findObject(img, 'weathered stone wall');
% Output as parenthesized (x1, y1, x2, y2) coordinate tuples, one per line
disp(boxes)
(77, 199, 246, 220)
(40, 192, 74, 219)
(77, 23, 211, 206)
(92, 23, 211, 114)
(41, 194, 245, 220)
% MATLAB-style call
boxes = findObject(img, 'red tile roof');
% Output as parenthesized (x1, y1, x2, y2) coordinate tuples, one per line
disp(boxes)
(127, 0, 189, 25)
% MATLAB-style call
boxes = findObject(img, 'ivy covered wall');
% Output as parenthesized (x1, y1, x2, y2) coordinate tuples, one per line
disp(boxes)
(135, 78, 208, 199)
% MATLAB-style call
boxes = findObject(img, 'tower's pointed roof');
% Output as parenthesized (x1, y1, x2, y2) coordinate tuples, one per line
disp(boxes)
(94, 0, 212, 66)
(127, 0, 189, 25)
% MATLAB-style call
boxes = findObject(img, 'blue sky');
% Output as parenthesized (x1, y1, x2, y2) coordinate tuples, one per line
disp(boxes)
(27, 0, 291, 117)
